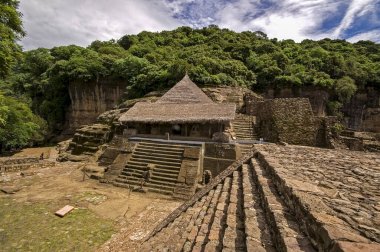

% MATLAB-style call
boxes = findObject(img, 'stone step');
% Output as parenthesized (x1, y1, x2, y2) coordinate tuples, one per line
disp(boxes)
(144, 196, 207, 250)
(235, 132, 254, 136)
(191, 184, 224, 251)
(138, 142, 189, 150)
(233, 123, 253, 127)
(204, 177, 232, 251)
(133, 149, 183, 158)
(132, 153, 182, 163)
(119, 173, 178, 183)
(115, 177, 176, 192)
(250, 158, 315, 252)
(112, 181, 173, 195)
(241, 164, 275, 251)
(136, 147, 184, 155)
(138, 140, 200, 148)
(126, 162, 181, 171)
(235, 134, 256, 138)
(129, 157, 182, 166)
(175, 186, 218, 251)
(221, 170, 246, 251)
(121, 169, 179, 179)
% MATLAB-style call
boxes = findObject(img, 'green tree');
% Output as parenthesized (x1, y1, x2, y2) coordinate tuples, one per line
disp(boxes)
(0, 0, 25, 78)
(335, 76, 357, 102)
(0, 93, 47, 152)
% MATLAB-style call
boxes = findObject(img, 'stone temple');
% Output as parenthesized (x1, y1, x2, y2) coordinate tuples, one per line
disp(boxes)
(58, 75, 380, 251)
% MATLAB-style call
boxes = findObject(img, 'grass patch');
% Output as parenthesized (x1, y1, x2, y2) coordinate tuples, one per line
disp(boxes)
(0, 198, 115, 251)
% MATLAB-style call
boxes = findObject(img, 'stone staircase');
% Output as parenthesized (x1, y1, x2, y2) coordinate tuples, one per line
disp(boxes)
(232, 114, 258, 140)
(140, 146, 380, 251)
(142, 156, 316, 251)
(238, 143, 254, 155)
(113, 141, 195, 195)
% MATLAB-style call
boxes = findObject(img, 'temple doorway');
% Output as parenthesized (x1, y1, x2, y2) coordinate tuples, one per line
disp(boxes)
(171, 124, 181, 135)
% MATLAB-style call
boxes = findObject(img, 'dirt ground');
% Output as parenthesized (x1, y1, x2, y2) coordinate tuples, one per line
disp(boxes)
(0, 147, 182, 251)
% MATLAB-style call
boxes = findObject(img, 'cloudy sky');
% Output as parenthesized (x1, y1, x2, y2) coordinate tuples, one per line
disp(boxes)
(19, 0, 380, 50)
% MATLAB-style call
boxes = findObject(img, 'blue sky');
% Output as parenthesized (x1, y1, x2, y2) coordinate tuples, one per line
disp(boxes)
(20, 0, 380, 50)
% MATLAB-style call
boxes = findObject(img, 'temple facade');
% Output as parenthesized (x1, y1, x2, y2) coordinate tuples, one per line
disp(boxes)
(119, 75, 236, 141)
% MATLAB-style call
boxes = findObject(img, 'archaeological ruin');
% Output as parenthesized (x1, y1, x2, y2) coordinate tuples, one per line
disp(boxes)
(3, 75, 379, 251)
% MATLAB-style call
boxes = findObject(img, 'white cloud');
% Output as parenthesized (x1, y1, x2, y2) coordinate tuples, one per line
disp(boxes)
(19, 0, 182, 50)
(18, 0, 380, 49)
(347, 30, 380, 42)
(216, 0, 341, 41)
(332, 0, 375, 38)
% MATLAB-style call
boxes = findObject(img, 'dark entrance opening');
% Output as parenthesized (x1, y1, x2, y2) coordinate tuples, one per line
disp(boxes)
(171, 124, 181, 135)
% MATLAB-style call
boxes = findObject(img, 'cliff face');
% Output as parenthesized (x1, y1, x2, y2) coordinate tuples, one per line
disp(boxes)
(342, 87, 380, 132)
(64, 79, 127, 134)
(264, 86, 380, 133)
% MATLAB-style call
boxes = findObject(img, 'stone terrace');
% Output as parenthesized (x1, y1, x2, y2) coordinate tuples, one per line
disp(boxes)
(139, 145, 380, 251)
(255, 144, 380, 244)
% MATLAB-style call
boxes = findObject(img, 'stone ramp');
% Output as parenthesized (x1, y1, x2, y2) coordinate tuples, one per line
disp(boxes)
(232, 114, 258, 140)
(140, 146, 380, 251)
(251, 159, 314, 251)
(113, 140, 200, 195)
(141, 153, 314, 251)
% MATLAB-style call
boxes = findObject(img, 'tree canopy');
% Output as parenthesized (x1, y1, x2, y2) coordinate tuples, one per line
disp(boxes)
(0, 0, 47, 152)
(2, 25, 380, 142)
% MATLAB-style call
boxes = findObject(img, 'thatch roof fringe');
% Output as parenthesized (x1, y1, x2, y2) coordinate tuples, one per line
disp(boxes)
(119, 102, 236, 123)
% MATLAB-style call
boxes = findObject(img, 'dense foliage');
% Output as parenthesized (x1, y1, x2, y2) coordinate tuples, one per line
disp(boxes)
(0, 0, 46, 152)
(0, 0, 25, 78)
(2, 22, 380, 143)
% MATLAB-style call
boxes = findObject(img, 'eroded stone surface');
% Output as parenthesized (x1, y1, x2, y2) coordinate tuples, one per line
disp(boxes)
(255, 144, 380, 243)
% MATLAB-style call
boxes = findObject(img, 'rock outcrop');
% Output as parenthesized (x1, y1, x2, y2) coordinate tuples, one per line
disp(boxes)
(63, 79, 127, 134)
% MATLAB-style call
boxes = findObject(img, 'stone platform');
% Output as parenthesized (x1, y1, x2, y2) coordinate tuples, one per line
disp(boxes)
(255, 144, 380, 244)
(139, 144, 380, 251)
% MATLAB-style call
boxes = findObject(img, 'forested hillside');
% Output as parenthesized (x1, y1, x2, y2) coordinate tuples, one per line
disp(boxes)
(1, 1, 380, 150)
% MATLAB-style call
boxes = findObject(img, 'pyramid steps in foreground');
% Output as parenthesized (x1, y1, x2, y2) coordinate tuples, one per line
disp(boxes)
(141, 147, 380, 251)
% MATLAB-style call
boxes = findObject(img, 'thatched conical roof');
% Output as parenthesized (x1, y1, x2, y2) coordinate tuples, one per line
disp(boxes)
(119, 75, 235, 124)
(157, 74, 213, 104)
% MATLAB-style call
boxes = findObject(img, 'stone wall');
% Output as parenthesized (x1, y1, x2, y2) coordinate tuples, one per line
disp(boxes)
(203, 143, 237, 177)
(264, 87, 329, 116)
(256, 98, 317, 146)
(0, 157, 55, 172)
(264, 86, 380, 133)
(64, 79, 127, 134)
(244, 92, 265, 116)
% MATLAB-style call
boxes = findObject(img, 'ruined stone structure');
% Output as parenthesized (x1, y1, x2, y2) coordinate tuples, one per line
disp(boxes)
(141, 144, 380, 251)
(58, 124, 112, 162)
(265, 86, 380, 133)
(0, 157, 55, 173)
(256, 98, 317, 146)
